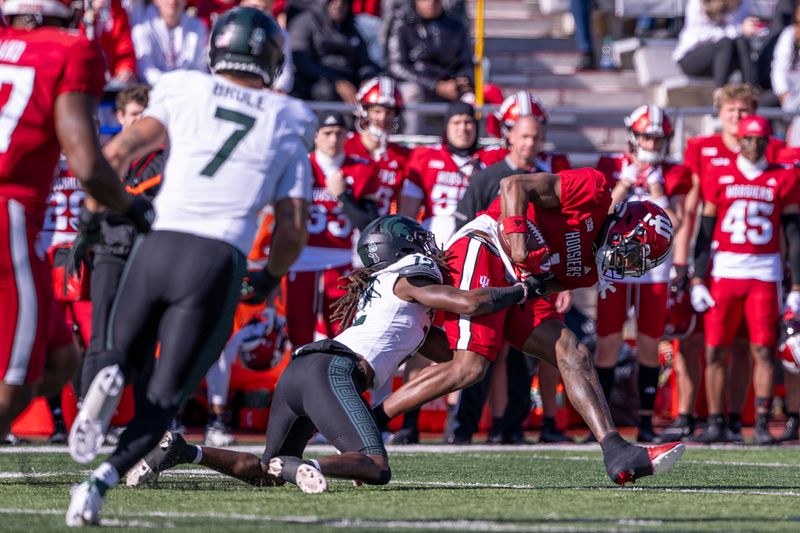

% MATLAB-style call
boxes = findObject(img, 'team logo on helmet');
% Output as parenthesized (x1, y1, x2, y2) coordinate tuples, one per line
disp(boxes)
(599, 201, 674, 280)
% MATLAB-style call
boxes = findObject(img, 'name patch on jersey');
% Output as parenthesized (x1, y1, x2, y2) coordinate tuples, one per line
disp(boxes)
(725, 184, 774, 201)
(378, 168, 397, 186)
(0, 40, 26, 63)
(312, 186, 338, 202)
(710, 157, 730, 166)
(565, 231, 582, 277)
(436, 171, 467, 187)
(213, 82, 265, 111)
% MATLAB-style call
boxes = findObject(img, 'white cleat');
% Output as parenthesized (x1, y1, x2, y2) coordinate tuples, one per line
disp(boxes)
(69, 365, 125, 464)
(125, 458, 157, 488)
(268, 456, 328, 494)
(65, 479, 105, 527)
(295, 464, 328, 494)
(204, 421, 235, 447)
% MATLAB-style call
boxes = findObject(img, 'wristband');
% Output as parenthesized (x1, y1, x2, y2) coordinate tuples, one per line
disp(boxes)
(500, 216, 528, 235)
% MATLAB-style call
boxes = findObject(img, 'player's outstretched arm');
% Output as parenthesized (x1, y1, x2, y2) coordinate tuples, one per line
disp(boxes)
(394, 274, 553, 316)
(498, 173, 560, 263)
(55, 93, 133, 213)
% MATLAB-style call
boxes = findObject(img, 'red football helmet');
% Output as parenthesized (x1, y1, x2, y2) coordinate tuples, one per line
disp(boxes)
(355, 76, 403, 138)
(624, 105, 674, 164)
(495, 91, 548, 138)
(598, 201, 674, 280)
(238, 308, 288, 372)
(663, 283, 697, 340)
(2, 0, 79, 20)
(779, 311, 800, 375)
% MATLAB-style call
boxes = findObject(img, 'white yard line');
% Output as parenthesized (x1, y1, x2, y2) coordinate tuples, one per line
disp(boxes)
(0, 507, 663, 532)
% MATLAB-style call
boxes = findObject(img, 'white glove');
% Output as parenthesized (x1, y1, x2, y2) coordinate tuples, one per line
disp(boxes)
(690, 283, 716, 312)
(619, 161, 639, 186)
(786, 290, 800, 314)
(645, 165, 664, 186)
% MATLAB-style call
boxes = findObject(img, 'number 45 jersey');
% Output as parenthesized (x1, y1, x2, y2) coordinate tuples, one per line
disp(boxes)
(145, 70, 317, 255)
(702, 159, 800, 281)
(0, 27, 105, 225)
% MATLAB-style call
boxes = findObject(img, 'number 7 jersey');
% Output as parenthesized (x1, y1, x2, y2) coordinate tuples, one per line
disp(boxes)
(702, 159, 800, 281)
(0, 27, 105, 225)
(145, 70, 317, 255)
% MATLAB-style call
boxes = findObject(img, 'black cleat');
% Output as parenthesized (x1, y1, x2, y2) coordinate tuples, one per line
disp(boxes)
(603, 440, 685, 486)
(778, 416, 799, 443)
(126, 431, 195, 487)
(727, 419, 744, 444)
(539, 426, 575, 443)
(753, 423, 776, 446)
(636, 421, 657, 443)
(48, 415, 68, 444)
(654, 415, 695, 443)
(688, 419, 733, 444)
(388, 427, 419, 445)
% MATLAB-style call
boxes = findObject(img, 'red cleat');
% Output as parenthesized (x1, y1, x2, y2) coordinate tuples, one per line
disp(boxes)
(606, 441, 686, 486)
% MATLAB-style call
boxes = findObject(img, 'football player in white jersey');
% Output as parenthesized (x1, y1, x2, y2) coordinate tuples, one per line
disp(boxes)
(66, 8, 316, 526)
(124, 215, 547, 492)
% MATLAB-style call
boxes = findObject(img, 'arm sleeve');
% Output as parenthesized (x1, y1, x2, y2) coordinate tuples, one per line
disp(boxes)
(60, 38, 107, 98)
(772, 27, 794, 97)
(784, 213, 800, 285)
(338, 194, 378, 230)
(693, 215, 717, 278)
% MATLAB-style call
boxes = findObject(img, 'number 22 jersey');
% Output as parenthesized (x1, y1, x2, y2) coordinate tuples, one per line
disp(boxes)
(702, 157, 800, 281)
(0, 27, 105, 225)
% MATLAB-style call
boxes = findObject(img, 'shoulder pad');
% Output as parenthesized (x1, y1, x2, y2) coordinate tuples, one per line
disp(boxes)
(393, 254, 443, 283)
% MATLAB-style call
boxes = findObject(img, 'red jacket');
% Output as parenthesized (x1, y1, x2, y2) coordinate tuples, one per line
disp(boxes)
(81, 0, 136, 78)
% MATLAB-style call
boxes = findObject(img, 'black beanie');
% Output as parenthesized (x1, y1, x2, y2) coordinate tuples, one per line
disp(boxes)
(443, 101, 478, 157)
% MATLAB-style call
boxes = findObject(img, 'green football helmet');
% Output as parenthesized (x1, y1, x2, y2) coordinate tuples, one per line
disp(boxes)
(209, 7, 284, 87)
(357, 215, 440, 270)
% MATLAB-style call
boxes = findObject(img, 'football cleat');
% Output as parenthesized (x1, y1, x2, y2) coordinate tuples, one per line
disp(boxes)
(69, 364, 125, 464)
(653, 415, 695, 443)
(388, 427, 419, 445)
(689, 418, 734, 444)
(605, 441, 685, 486)
(778, 416, 799, 443)
(65, 479, 105, 527)
(636, 421, 657, 443)
(204, 419, 235, 447)
(267, 456, 327, 494)
(126, 431, 194, 488)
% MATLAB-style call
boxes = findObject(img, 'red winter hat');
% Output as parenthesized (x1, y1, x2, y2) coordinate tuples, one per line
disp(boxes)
(737, 115, 771, 138)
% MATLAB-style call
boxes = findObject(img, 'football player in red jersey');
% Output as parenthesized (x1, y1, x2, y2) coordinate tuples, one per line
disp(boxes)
(663, 84, 785, 443)
(344, 76, 411, 216)
(594, 105, 692, 442)
(0, 0, 152, 438)
(398, 101, 501, 247)
(373, 168, 686, 485)
(689, 115, 800, 445)
(283, 111, 380, 346)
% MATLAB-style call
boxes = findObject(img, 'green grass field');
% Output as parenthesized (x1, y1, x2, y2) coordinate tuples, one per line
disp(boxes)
(2, 443, 800, 532)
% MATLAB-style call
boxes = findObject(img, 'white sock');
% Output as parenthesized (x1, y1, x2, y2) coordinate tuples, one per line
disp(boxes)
(192, 445, 203, 464)
(92, 462, 120, 489)
(308, 458, 321, 471)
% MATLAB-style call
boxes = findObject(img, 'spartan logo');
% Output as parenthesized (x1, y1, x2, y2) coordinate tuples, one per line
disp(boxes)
(644, 212, 673, 240)
(249, 27, 266, 55)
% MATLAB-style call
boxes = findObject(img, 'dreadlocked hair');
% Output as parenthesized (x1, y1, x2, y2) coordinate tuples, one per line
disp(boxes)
(331, 248, 454, 334)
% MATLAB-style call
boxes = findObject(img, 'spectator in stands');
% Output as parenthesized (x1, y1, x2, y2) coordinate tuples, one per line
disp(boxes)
(571, 0, 594, 71)
(386, 0, 474, 134)
(770, 4, 800, 110)
(131, 0, 209, 85)
(187, 0, 238, 28)
(288, 0, 378, 103)
(84, 0, 137, 86)
(240, 0, 295, 93)
(673, 0, 760, 87)
(754, 0, 797, 95)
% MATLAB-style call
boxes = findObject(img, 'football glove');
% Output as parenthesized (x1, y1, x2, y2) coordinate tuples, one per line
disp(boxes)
(241, 268, 282, 304)
(523, 272, 555, 299)
(67, 209, 104, 278)
(690, 283, 715, 313)
(124, 196, 155, 234)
